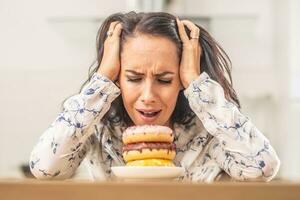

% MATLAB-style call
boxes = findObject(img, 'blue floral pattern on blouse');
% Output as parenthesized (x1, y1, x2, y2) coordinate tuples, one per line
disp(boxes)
(29, 72, 280, 182)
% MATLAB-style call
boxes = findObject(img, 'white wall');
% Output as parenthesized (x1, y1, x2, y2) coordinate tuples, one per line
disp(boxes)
(274, 0, 300, 180)
(0, 0, 127, 177)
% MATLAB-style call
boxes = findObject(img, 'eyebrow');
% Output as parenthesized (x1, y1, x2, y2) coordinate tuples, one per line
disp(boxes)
(125, 70, 175, 77)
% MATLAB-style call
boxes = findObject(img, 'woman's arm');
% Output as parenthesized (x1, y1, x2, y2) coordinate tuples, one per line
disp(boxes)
(29, 73, 120, 179)
(184, 72, 280, 181)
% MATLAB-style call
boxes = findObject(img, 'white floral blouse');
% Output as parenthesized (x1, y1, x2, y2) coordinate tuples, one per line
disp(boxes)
(29, 72, 280, 182)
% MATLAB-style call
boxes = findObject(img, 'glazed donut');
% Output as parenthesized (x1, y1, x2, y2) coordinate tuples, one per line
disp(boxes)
(123, 148, 176, 162)
(122, 125, 174, 145)
(123, 141, 176, 162)
(126, 159, 175, 167)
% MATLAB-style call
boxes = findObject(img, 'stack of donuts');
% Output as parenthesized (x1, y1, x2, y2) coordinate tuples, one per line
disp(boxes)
(122, 125, 176, 166)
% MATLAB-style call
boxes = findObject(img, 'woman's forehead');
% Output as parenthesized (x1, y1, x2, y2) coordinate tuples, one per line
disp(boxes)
(121, 34, 179, 71)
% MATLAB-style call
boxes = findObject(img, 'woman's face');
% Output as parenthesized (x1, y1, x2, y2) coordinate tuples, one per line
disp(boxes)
(119, 34, 182, 127)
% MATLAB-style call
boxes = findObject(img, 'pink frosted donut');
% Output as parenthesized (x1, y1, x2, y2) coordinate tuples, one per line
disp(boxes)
(122, 125, 174, 145)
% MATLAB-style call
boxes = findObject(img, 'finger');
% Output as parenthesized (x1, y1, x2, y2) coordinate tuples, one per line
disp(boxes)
(181, 20, 200, 39)
(108, 21, 119, 31)
(176, 18, 189, 43)
(181, 20, 200, 46)
(107, 21, 119, 37)
(181, 20, 200, 36)
(112, 22, 123, 37)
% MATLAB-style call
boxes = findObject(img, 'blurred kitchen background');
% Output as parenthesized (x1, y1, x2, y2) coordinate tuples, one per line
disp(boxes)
(0, 0, 299, 180)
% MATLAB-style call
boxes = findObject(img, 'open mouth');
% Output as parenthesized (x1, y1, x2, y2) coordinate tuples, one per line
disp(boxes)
(136, 109, 162, 122)
(137, 110, 161, 117)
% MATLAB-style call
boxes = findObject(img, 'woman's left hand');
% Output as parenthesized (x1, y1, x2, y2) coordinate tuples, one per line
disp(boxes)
(176, 19, 202, 89)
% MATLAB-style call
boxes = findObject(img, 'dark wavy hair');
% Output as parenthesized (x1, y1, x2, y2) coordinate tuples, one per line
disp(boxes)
(78, 11, 240, 128)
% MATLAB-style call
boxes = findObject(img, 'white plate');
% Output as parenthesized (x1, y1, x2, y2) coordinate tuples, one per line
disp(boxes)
(111, 166, 184, 180)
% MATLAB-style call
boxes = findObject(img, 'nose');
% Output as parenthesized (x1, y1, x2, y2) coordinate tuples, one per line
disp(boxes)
(140, 81, 156, 104)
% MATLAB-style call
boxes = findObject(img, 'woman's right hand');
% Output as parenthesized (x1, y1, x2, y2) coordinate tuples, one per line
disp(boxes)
(97, 21, 123, 82)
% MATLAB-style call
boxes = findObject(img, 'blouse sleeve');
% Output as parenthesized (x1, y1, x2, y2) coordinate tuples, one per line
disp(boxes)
(29, 73, 120, 179)
(183, 72, 280, 181)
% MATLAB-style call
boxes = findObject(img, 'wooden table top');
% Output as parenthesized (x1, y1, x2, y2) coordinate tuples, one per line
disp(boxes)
(1, 179, 300, 200)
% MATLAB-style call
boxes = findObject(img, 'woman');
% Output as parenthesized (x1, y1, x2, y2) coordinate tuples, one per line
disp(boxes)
(29, 11, 280, 182)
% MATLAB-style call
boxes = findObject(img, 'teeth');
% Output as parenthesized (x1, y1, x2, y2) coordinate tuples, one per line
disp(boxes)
(139, 111, 159, 117)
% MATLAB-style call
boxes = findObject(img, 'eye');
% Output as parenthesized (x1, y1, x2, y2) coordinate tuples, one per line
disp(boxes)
(127, 78, 142, 82)
(158, 79, 172, 84)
